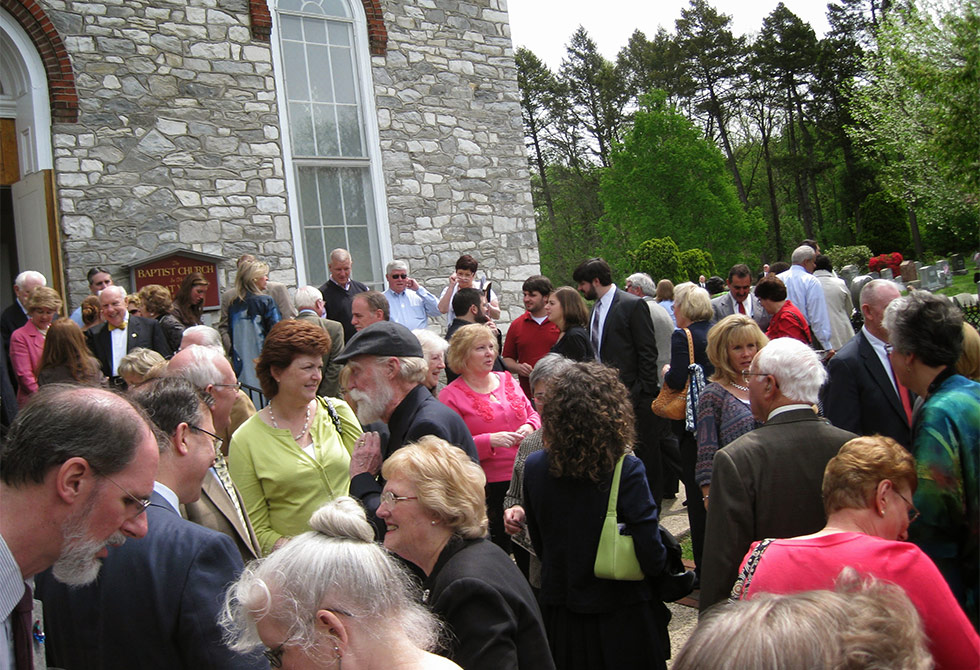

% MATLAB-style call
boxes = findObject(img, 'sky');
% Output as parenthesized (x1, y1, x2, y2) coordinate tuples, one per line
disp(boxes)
(507, 0, 832, 70)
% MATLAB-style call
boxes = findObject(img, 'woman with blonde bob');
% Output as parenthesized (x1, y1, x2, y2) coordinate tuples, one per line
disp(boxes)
(695, 315, 768, 505)
(732, 435, 979, 668)
(117, 347, 167, 388)
(377, 437, 553, 670)
(228, 259, 281, 389)
(440, 323, 539, 554)
(544, 286, 594, 361)
(10, 286, 62, 403)
(221, 496, 460, 670)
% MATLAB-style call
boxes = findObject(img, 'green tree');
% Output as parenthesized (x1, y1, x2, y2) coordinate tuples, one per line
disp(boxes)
(627, 238, 684, 283)
(679, 248, 716, 282)
(516, 48, 560, 228)
(598, 91, 763, 276)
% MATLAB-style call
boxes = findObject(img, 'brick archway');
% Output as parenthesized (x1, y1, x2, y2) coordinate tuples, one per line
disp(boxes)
(1, 0, 78, 122)
(250, 0, 387, 55)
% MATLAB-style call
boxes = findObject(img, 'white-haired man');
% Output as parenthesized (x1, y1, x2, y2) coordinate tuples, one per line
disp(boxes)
(700, 338, 857, 612)
(383, 260, 440, 330)
(87, 286, 172, 384)
(294, 285, 345, 397)
(1, 271, 46, 355)
(317, 248, 369, 342)
(777, 245, 833, 349)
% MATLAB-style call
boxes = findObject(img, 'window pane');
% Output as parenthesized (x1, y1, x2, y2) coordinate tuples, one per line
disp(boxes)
(312, 104, 340, 156)
(341, 168, 368, 227)
(320, 0, 350, 18)
(289, 102, 315, 153)
(307, 44, 333, 102)
(297, 168, 320, 224)
(327, 21, 351, 46)
(303, 225, 327, 283)
(282, 41, 309, 100)
(337, 105, 363, 157)
(303, 16, 328, 45)
(281, 15, 303, 40)
(315, 168, 344, 227)
(330, 46, 356, 103)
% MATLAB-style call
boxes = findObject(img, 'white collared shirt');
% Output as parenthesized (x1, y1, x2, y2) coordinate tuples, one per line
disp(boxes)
(862, 326, 900, 395)
(152, 481, 179, 514)
(591, 284, 618, 361)
(108, 314, 129, 376)
(767, 403, 815, 421)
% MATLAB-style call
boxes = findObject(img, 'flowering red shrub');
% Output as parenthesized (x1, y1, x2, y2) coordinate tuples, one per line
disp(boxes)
(869, 252, 903, 275)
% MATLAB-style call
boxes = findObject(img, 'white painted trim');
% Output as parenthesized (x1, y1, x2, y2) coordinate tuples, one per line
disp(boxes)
(0, 8, 53, 174)
(270, 0, 391, 287)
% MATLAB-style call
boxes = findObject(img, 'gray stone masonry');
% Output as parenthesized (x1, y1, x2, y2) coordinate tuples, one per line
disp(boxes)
(372, 0, 539, 323)
(47, 0, 292, 305)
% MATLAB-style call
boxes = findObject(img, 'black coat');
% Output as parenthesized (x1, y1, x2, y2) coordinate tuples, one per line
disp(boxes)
(86, 315, 173, 377)
(319, 278, 369, 342)
(423, 536, 555, 670)
(593, 289, 659, 402)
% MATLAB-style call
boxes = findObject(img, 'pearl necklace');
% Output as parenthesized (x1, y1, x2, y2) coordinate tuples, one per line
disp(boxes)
(269, 400, 312, 441)
(730, 381, 749, 392)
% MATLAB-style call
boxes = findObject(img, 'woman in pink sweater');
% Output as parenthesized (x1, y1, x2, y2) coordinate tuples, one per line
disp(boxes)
(441, 324, 539, 554)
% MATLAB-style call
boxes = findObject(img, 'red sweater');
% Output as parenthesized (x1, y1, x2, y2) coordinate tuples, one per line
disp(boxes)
(502, 311, 560, 397)
(766, 300, 811, 346)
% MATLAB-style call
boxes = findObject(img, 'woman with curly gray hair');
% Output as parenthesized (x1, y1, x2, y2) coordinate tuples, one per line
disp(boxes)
(523, 362, 669, 670)
(222, 496, 459, 670)
(883, 290, 979, 626)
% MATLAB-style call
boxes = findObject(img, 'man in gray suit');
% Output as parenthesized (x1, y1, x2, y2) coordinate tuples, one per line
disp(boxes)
(700, 338, 857, 612)
(711, 264, 770, 331)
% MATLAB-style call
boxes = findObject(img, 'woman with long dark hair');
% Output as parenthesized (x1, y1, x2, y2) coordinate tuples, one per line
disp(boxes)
(171, 271, 210, 327)
(36, 318, 104, 387)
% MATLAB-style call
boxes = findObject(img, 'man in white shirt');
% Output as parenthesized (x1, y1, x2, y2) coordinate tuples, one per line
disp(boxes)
(383, 260, 440, 330)
(711, 264, 770, 331)
(777, 245, 833, 349)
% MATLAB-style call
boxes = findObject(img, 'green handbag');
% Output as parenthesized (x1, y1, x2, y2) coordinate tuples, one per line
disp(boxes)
(594, 454, 645, 581)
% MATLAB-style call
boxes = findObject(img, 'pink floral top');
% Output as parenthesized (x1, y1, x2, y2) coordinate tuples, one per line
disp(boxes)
(440, 371, 541, 483)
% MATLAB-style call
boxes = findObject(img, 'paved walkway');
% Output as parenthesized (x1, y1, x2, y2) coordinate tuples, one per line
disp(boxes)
(659, 484, 700, 663)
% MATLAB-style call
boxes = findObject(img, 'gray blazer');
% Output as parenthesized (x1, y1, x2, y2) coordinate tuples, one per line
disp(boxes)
(699, 409, 857, 611)
(711, 291, 771, 331)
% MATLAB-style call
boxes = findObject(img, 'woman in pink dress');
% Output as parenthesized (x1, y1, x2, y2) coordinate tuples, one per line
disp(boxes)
(10, 287, 62, 404)
(735, 435, 979, 669)
(440, 324, 539, 554)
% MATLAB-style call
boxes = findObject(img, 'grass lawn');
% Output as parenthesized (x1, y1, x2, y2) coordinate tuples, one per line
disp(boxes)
(933, 272, 978, 298)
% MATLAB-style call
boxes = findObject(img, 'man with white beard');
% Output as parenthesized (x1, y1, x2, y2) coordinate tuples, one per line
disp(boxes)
(34, 378, 266, 670)
(336, 321, 476, 538)
(0, 385, 159, 669)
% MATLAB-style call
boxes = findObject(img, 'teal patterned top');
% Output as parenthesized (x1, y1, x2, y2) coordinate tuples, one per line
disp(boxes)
(909, 371, 979, 626)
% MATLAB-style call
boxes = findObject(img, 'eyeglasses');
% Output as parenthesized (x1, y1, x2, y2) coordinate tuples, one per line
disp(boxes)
(190, 424, 223, 459)
(102, 474, 152, 517)
(894, 489, 921, 523)
(389, 273, 407, 279)
(741, 369, 770, 385)
(379, 491, 418, 506)
(263, 643, 286, 668)
(212, 381, 242, 391)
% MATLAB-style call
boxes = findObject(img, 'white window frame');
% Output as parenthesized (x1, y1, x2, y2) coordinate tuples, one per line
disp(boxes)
(270, 0, 390, 288)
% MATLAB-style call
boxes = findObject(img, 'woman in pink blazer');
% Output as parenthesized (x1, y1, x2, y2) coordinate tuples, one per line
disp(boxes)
(10, 287, 62, 404)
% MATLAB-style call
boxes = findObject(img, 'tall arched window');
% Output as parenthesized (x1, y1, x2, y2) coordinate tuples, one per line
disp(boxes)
(273, 0, 388, 286)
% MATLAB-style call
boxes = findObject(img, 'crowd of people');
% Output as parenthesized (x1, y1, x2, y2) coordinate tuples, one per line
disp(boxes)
(1, 242, 978, 670)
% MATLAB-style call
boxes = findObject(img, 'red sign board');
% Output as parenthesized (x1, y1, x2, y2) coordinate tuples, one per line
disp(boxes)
(131, 253, 221, 309)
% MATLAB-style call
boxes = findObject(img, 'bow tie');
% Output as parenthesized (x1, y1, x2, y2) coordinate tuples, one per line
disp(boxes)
(108, 322, 127, 331)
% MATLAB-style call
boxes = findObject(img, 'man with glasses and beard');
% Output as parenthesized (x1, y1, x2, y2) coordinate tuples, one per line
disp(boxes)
(0, 385, 159, 669)
(336, 321, 476, 538)
(35, 378, 266, 670)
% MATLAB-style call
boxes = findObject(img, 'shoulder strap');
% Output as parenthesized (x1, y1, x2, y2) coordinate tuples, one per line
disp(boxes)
(728, 538, 775, 603)
(606, 454, 627, 516)
(320, 396, 343, 434)
(684, 327, 695, 365)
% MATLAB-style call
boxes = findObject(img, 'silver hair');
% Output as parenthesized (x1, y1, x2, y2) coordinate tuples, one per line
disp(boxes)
(394, 355, 428, 385)
(883, 291, 963, 367)
(625, 273, 656, 297)
(791, 245, 816, 265)
(294, 285, 323, 311)
(180, 326, 223, 351)
(14, 271, 46, 290)
(386, 259, 409, 275)
(168, 345, 228, 389)
(412, 328, 449, 356)
(100, 285, 127, 301)
(752, 337, 827, 404)
(529, 353, 574, 390)
(221, 497, 442, 656)
(674, 568, 930, 670)
(328, 248, 351, 265)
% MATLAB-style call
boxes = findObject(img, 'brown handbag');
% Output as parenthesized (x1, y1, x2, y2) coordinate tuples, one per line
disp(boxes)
(651, 328, 694, 420)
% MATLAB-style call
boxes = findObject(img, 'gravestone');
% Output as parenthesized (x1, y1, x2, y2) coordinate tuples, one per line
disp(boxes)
(850, 275, 873, 307)
(880, 268, 894, 281)
(840, 265, 859, 288)
(915, 261, 923, 275)
(919, 265, 942, 291)
(900, 261, 918, 283)
(951, 254, 966, 275)
(869, 271, 880, 279)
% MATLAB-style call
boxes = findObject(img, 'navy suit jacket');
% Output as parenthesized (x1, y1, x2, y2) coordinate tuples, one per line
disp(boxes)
(595, 289, 660, 402)
(822, 330, 912, 448)
(36, 492, 266, 670)
(86, 315, 173, 376)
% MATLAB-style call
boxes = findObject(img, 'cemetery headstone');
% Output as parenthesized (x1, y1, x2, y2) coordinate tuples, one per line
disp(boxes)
(951, 254, 966, 275)
(880, 268, 894, 281)
(919, 265, 942, 291)
(840, 265, 859, 287)
(850, 275, 873, 307)
(900, 261, 918, 283)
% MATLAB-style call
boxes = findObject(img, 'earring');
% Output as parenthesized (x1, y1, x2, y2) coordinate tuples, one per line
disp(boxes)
(334, 644, 342, 669)
(431, 520, 437, 526)
(879, 507, 885, 517)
